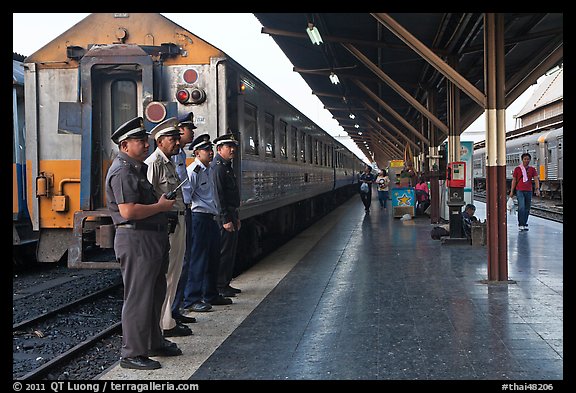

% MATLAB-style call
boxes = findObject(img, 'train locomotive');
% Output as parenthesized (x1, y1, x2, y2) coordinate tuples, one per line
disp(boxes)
(472, 126, 563, 200)
(18, 13, 363, 269)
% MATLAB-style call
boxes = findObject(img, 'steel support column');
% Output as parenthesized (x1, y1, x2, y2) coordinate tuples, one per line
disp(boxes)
(426, 89, 440, 224)
(447, 56, 461, 163)
(484, 13, 508, 281)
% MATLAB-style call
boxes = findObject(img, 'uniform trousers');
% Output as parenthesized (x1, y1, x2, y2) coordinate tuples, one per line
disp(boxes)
(115, 228, 169, 358)
(172, 208, 192, 317)
(161, 214, 186, 330)
(217, 220, 239, 291)
(183, 213, 221, 306)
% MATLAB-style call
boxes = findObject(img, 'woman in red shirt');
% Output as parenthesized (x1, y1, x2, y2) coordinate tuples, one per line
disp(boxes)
(509, 153, 540, 231)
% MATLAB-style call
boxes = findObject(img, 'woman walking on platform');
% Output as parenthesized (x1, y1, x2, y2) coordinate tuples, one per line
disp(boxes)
(376, 169, 390, 211)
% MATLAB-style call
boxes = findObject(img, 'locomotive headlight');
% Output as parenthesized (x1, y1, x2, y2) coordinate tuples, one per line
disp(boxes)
(176, 88, 206, 105)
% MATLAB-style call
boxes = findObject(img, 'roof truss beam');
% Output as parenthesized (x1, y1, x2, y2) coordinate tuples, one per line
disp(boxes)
(341, 42, 449, 135)
(371, 12, 487, 108)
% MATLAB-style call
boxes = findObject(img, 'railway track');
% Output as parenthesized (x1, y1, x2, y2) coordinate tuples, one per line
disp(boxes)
(474, 191, 563, 223)
(13, 267, 123, 380)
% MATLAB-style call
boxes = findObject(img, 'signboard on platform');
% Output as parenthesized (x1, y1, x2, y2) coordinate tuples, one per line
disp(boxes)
(392, 187, 415, 217)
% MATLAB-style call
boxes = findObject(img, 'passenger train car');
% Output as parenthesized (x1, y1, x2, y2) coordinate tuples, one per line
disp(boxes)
(20, 13, 363, 269)
(473, 127, 563, 200)
(13, 56, 38, 265)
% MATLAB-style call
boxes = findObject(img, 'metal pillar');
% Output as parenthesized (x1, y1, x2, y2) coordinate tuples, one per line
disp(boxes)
(446, 56, 465, 240)
(426, 89, 440, 224)
(484, 13, 508, 281)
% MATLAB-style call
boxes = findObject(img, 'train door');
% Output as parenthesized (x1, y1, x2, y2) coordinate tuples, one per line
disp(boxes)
(91, 69, 142, 209)
(64, 44, 154, 268)
(78, 46, 153, 211)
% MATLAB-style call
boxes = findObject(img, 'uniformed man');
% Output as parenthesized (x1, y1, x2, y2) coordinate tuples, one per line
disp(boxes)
(212, 133, 242, 298)
(170, 112, 197, 324)
(182, 134, 232, 312)
(105, 117, 181, 370)
(144, 117, 192, 338)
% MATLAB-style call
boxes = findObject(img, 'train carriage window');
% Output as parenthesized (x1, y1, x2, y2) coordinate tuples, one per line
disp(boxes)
(300, 131, 306, 162)
(291, 126, 298, 161)
(264, 113, 275, 158)
(279, 120, 287, 159)
(244, 102, 259, 155)
(111, 80, 137, 134)
(307, 135, 313, 164)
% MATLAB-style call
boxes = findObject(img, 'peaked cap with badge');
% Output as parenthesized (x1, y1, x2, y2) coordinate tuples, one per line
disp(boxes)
(213, 133, 239, 146)
(190, 134, 213, 151)
(150, 117, 181, 140)
(111, 116, 149, 144)
(177, 112, 198, 129)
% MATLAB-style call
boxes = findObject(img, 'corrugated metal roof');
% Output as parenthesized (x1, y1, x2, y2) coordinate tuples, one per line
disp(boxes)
(515, 67, 563, 118)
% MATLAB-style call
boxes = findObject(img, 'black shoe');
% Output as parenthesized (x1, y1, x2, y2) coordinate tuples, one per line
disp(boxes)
(226, 285, 242, 294)
(163, 323, 193, 337)
(173, 313, 197, 324)
(219, 288, 237, 297)
(149, 345, 183, 357)
(120, 356, 161, 370)
(163, 339, 177, 347)
(210, 295, 233, 305)
(188, 301, 212, 312)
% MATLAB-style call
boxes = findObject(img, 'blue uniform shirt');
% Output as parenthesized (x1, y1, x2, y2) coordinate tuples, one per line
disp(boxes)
(187, 159, 219, 215)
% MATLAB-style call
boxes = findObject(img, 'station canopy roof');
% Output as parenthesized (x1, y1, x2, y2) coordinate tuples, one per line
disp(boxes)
(254, 13, 563, 167)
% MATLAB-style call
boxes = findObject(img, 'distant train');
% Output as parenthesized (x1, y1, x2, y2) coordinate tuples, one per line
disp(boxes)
(473, 127, 563, 199)
(18, 13, 364, 269)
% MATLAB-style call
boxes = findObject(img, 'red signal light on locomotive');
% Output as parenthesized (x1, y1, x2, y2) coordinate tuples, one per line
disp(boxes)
(176, 89, 190, 104)
(175, 88, 206, 105)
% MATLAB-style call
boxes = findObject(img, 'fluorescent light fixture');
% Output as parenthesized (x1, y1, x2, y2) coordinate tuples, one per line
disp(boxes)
(306, 23, 323, 45)
(329, 72, 340, 84)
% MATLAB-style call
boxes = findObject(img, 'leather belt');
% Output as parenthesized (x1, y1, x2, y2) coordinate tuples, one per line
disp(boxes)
(116, 223, 168, 232)
(192, 212, 215, 219)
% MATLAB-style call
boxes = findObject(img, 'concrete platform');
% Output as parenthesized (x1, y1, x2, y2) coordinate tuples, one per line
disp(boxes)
(100, 196, 563, 382)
